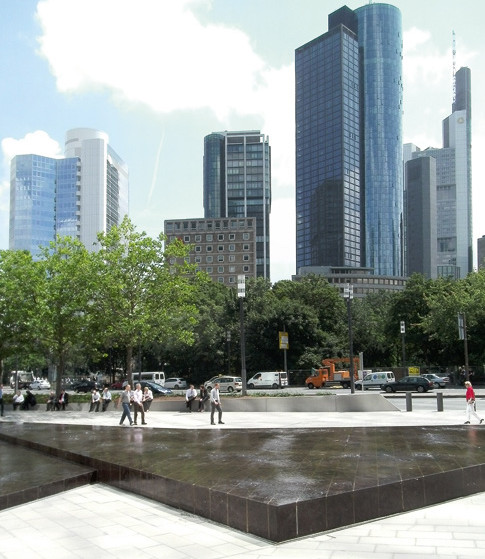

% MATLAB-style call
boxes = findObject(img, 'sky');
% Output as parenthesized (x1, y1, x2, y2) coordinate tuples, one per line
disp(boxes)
(0, 0, 483, 283)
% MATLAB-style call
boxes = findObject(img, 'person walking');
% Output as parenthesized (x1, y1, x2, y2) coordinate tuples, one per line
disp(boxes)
(132, 383, 147, 425)
(210, 383, 224, 425)
(118, 384, 134, 426)
(142, 386, 153, 412)
(185, 384, 197, 412)
(464, 380, 484, 425)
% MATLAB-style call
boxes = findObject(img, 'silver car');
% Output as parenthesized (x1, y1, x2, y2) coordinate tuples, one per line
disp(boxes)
(164, 378, 187, 389)
(204, 376, 242, 393)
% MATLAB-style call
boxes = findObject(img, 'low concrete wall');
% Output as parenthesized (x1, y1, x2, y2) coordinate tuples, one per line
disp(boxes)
(149, 393, 399, 413)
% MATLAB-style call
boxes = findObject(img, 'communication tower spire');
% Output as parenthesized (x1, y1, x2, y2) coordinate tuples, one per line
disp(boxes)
(452, 29, 456, 104)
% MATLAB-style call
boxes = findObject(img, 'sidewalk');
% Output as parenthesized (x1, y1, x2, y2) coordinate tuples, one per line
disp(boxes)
(1, 408, 485, 558)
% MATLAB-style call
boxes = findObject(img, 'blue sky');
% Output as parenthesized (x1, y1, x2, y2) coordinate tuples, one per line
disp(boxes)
(1, 0, 483, 282)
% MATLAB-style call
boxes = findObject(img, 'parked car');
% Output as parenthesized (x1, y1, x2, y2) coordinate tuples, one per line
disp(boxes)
(29, 379, 51, 390)
(204, 375, 242, 393)
(164, 378, 187, 390)
(110, 381, 124, 390)
(137, 380, 173, 396)
(355, 371, 395, 390)
(382, 376, 433, 393)
(422, 373, 449, 388)
(72, 380, 99, 393)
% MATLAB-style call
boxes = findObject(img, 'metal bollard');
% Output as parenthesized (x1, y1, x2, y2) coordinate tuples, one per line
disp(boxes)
(406, 392, 412, 412)
(437, 392, 444, 412)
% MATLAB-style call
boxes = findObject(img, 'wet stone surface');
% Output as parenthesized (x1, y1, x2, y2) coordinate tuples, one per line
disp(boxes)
(1, 423, 485, 541)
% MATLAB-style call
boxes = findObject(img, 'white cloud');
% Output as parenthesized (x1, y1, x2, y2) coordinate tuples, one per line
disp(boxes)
(2, 130, 62, 161)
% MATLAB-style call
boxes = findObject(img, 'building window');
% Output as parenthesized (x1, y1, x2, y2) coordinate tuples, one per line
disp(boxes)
(229, 266, 236, 273)
(218, 245, 224, 252)
(206, 234, 213, 241)
(206, 267, 213, 273)
(195, 235, 201, 242)
(218, 277, 224, 283)
(243, 244, 249, 251)
(243, 265, 250, 272)
(229, 234, 236, 241)
(206, 245, 212, 252)
(206, 256, 213, 263)
(229, 244, 235, 251)
(229, 255, 235, 262)
(218, 234, 224, 241)
(243, 255, 249, 261)
(184, 235, 190, 242)
(195, 256, 201, 263)
(218, 255, 224, 262)
(243, 233, 250, 240)
(218, 266, 224, 273)
(195, 246, 201, 252)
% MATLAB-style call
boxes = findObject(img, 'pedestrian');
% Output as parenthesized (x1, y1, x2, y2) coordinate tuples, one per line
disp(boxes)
(46, 391, 57, 411)
(0, 384, 4, 417)
(210, 382, 224, 425)
(22, 390, 37, 410)
(185, 384, 197, 412)
(198, 384, 209, 412)
(57, 389, 69, 410)
(142, 386, 153, 412)
(89, 388, 100, 412)
(132, 383, 147, 425)
(118, 384, 134, 426)
(101, 387, 112, 411)
(12, 390, 24, 410)
(464, 380, 484, 425)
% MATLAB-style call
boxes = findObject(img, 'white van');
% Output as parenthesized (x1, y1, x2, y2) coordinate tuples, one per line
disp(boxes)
(355, 371, 395, 390)
(247, 371, 288, 389)
(132, 372, 165, 386)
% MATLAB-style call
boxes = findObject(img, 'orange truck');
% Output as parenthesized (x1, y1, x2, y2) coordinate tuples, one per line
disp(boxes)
(305, 358, 360, 389)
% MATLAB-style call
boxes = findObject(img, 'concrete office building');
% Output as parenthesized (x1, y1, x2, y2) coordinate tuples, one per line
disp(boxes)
(295, 3, 403, 277)
(203, 130, 271, 279)
(164, 217, 257, 286)
(9, 128, 128, 257)
(409, 67, 472, 279)
(405, 157, 437, 278)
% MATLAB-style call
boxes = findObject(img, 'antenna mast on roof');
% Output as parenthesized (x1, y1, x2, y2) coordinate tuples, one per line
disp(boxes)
(452, 29, 456, 104)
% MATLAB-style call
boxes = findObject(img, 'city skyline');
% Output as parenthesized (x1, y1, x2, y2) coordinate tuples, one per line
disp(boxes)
(1, 0, 483, 282)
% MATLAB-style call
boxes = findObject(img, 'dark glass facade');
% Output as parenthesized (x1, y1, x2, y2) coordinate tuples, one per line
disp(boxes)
(295, 3, 403, 277)
(9, 154, 79, 258)
(356, 3, 403, 276)
(296, 13, 360, 270)
(203, 131, 271, 279)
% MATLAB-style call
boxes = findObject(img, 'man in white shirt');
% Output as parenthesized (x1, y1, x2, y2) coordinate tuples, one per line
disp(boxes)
(132, 383, 147, 425)
(210, 383, 224, 425)
(185, 384, 197, 412)
(89, 389, 100, 412)
(101, 387, 112, 412)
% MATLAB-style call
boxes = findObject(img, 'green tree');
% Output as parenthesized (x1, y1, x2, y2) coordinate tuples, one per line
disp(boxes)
(92, 217, 200, 386)
(37, 237, 97, 393)
(0, 250, 43, 383)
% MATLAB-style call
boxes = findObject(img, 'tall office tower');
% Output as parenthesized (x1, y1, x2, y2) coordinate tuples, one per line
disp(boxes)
(295, 4, 403, 276)
(9, 128, 128, 257)
(64, 128, 129, 250)
(203, 130, 271, 279)
(9, 155, 79, 256)
(405, 157, 437, 278)
(411, 67, 472, 279)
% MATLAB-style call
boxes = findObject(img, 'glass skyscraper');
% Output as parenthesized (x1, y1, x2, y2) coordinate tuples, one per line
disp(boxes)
(295, 3, 403, 276)
(9, 128, 128, 258)
(203, 130, 271, 279)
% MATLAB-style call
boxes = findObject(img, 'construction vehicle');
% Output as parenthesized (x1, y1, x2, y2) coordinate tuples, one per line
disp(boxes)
(305, 357, 360, 389)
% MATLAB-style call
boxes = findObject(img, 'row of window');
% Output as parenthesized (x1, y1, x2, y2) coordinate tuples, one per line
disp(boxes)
(198, 266, 251, 275)
(194, 255, 251, 263)
(182, 233, 251, 243)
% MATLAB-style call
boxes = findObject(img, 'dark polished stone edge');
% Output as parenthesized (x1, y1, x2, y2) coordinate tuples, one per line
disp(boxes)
(1, 429, 485, 542)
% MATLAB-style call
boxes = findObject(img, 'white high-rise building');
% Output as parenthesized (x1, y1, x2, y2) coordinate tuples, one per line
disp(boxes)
(9, 128, 128, 257)
(64, 128, 129, 250)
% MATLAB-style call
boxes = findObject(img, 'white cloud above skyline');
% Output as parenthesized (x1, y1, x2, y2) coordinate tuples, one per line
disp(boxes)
(1, 0, 483, 279)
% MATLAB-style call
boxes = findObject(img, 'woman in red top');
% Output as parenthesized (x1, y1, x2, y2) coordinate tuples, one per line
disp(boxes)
(464, 381, 483, 425)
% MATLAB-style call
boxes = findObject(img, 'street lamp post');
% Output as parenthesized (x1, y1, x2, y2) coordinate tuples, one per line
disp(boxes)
(343, 284, 355, 394)
(400, 320, 406, 371)
(238, 275, 247, 396)
(226, 330, 231, 376)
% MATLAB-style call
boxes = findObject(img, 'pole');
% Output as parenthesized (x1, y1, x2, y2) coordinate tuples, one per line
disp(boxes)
(463, 313, 470, 382)
(238, 275, 247, 396)
(344, 284, 355, 394)
(400, 321, 406, 371)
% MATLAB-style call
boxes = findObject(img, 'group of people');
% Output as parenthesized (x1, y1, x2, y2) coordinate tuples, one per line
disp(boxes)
(88, 387, 113, 412)
(118, 383, 154, 426)
(12, 389, 37, 410)
(46, 389, 69, 411)
(185, 383, 224, 425)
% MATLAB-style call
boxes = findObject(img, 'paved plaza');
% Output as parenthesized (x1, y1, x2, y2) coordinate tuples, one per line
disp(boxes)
(1, 403, 485, 558)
